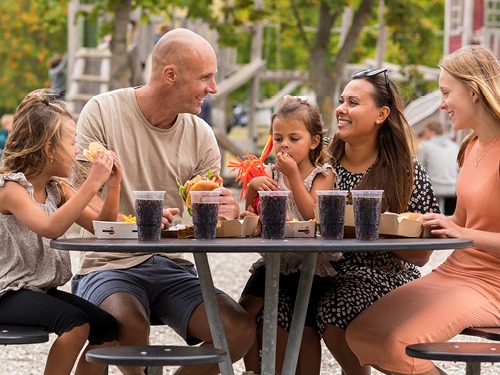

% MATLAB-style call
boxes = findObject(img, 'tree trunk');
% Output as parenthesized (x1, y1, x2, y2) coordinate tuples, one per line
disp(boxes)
(310, 0, 377, 132)
(109, 0, 132, 90)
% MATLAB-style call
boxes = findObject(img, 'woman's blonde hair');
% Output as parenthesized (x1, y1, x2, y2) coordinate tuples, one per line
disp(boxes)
(439, 45, 500, 166)
(1, 89, 73, 177)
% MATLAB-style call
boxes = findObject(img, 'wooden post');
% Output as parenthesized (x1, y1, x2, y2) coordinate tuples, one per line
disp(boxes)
(249, 0, 264, 154)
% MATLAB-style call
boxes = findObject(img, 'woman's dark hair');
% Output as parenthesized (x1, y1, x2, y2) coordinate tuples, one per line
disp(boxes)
(328, 71, 415, 213)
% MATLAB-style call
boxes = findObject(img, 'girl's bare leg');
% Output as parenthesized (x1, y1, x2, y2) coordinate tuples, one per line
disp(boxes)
(239, 295, 265, 373)
(44, 323, 89, 375)
(75, 340, 117, 375)
(323, 325, 370, 375)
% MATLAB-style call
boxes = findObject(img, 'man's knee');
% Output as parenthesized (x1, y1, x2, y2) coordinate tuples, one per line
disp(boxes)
(100, 292, 150, 339)
(219, 295, 255, 343)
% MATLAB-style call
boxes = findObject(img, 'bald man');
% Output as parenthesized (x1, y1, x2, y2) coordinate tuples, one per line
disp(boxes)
(72, 28, 254, 375)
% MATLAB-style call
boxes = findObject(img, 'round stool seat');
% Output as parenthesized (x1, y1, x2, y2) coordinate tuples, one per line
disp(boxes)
(406, 342, 500, 362)
(0, 325, 50, 345)
(86, 345, 226, 367)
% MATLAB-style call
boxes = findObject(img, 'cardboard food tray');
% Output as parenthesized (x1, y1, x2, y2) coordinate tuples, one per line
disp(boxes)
(284, 221, 317, 238)
(162, 216, 260, 238)
(344, 205, 432, 238)
(93, 221, 138, 239)
(162, 225, 194, 238)
(215, 216, 259, 237)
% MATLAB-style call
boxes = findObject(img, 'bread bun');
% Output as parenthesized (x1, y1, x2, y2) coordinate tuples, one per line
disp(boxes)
(177, 171, 223, 214)
(399, 212, 422, 221)
(83, 142, 108, 163)
(186, 180, 220, 208)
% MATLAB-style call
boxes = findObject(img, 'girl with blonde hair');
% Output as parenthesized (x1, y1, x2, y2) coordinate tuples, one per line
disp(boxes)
(0, 89, 122, 375)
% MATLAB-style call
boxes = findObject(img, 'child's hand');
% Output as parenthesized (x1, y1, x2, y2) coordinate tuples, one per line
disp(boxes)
(249, 176, 278, 191)
(107, 151, 122, 189)
(87, 150, 113, 189)
(275, 151, 299, 178)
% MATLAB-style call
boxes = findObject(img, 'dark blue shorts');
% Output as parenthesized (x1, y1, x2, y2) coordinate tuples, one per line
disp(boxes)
(72, 255, 224, 345)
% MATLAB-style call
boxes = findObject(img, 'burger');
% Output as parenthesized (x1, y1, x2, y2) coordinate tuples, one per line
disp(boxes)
(82, 142, 108, 163)
(177, 170, 223, 214)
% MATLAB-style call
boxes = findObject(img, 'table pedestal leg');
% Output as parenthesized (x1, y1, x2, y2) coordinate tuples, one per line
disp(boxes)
(281, 252, 318, 375)
(193, 252, 234, 375)
(261, 252, 280, 375)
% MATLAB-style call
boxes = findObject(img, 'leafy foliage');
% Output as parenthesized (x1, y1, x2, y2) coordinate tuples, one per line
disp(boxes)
(0, 0, 444, 117)
(0, 1, 68, 115)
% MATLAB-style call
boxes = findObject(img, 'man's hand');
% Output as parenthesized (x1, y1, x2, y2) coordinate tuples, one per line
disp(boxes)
(217, 187, 240, 220)
(162, 208, 180, 230)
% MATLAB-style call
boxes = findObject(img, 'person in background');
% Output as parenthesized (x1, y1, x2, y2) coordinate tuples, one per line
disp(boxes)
(48, 54, 67, 98)
(281, 68, 439, 375)
(417, 121, 459, 215)
(153, 23, 171, 45)
(198, 94, 212, 126)
(0, 114, 13, 158)
(72, 28, 254, 375)
(238, 95, 336, 375)
(347, 45, 500, 375)
(0, 89, 120, 375)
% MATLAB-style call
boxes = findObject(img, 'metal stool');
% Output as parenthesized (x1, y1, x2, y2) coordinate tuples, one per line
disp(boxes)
(87, 345, 227, 375)
(406, 341, 500, 375)
(0, 325, 50, 345)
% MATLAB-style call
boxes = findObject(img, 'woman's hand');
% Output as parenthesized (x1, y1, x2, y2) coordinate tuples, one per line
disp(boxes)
(419, 212, 465, 238)
(240, 205, 257, 219)
(240, 205, 261, 236)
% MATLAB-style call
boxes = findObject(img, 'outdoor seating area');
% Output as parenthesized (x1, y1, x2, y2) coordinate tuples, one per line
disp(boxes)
(2, 1, 500, 375)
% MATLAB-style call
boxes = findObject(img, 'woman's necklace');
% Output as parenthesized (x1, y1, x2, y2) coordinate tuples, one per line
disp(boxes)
(475, 133, 500, 167)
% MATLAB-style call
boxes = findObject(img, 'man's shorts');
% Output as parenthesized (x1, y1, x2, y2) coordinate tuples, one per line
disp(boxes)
(72, 255, 224, 345)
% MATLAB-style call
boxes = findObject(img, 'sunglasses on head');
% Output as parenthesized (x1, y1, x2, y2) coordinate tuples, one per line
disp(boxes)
(351, 68, 391, 100)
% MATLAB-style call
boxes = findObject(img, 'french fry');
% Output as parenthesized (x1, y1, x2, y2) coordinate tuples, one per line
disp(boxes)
(121, 214, 136, 223)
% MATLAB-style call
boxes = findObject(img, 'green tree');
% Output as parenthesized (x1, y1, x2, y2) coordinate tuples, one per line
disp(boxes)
(59, 0, 443, 126)
(0, 1, 67, 114)
(238, 0, 444, 127)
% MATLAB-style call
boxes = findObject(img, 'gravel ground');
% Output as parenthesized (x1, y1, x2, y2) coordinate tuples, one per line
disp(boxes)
(2, 242, 498, 374)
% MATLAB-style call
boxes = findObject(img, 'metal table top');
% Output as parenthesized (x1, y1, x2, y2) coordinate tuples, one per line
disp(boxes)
(50, 236, 473, 253)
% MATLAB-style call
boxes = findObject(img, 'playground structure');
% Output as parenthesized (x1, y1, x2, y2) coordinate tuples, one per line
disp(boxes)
(65, 0, 499, 165)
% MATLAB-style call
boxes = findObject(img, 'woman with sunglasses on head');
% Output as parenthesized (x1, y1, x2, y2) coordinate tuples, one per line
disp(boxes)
(276, 68, 440, 375)
(346, 45, 500, 375)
